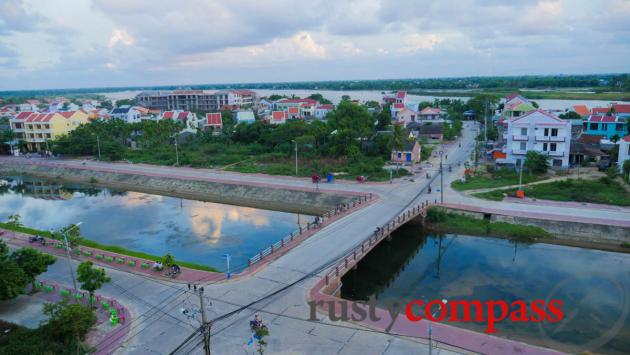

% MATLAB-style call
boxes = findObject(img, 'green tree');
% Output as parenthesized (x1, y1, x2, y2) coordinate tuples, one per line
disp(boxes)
(466, 94, 500, 121)
(115, 98, 134, 107)
(11, 248, 56, 291)
(559, 111, 582, 120)
(76, 261, 111, 308)
(531, 101, 539, 108)
(162, 252, 175, 268)
(307, 93, 332, 104)
(622, 160, 630, 181)
(376, 105, 392, 130)
(42, 302, 96, 348)
(268, 94, 286, 101)
(611, 134, 621, 143)
(61, 102, 70, 111)
(98, 100, 113, 110)
(6, 213, 22, 227)
(341, 95, 351, 102)
(524, 151, 549, 175)
(0, 241, 28, 301)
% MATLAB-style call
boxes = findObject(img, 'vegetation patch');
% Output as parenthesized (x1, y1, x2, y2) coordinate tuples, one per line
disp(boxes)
(0, 222, 218, 272)
(425, 207, 550, 241)
(452, 165, 546, 191)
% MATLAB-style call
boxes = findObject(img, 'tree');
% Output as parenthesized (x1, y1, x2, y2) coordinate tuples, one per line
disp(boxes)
(98, 100, 113, 110)
(376, 105, 392, 130)
(6, 213, 22, 227)
(623, 160, 630, 181)
(418, 101, 432, 110)
(307, 93, 332, 104)
(42, 302, 96, 348)
(57, 223, 82, 246)
(268, 94, 286, 101)
(0, 241, 28, 301)
(11, 248, 56, 291)
(162, 252, 175, 268)
(61, 102, 70, 111)
(611, 134, 621, 143)
(76, 261, 111, 308)
(115, 98, 134, 107)
(341, 95, 351, 102)
(559, 111, 582, 120)
(531, 101, 539, 108)
(524, 151, 549, 175)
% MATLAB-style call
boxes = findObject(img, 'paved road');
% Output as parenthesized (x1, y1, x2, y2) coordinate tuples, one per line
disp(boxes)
(5, 121, 629, 354)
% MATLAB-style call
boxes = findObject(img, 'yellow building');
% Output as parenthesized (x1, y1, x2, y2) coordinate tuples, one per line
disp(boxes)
(10, 110, 89, 151)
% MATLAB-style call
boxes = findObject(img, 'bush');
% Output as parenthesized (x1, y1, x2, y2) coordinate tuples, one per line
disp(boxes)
(105, 256, 114, 262)
(141, 262, 150, 269)
(95, 254, 104, 260)
(115, 258, 125, 264)
(426, 207, 447, 223)
(83, 251, 92, 257)
(128, 260, 136, 267)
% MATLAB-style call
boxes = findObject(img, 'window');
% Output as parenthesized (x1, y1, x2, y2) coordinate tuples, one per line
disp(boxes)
(544, 128, 549, 136)
(551, 128, 558, 136)
(550, 143, 557, 152)
(520, 128, 527, 136)
(543, 143, 548, 151)
(520, 142, 526, 151)
(513, 111, 521, 117)
(617, 124, 625, 131)
(590, 123, 598, 130)
(602, 123, 608, 131)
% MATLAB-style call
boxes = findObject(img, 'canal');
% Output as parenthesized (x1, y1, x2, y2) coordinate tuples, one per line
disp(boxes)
(340, 224, 630, 354)
(0, 176, 306, 270)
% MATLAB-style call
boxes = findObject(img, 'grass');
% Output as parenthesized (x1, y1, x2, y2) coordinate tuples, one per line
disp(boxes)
(0, 222, 219, 272)
(425, 207, 550, 241)
(451, 167, 545, 191)
(473, 177, 630, 206)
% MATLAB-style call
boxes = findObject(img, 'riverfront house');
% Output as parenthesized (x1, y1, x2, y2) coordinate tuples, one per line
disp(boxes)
(270, 111, 288, 125)
(204, 113, 222, 133)
(9, 110, 89, 151)
(391, 140, 421, 165)
(497, 109, 571, 169)
(582, 115, 628, 139)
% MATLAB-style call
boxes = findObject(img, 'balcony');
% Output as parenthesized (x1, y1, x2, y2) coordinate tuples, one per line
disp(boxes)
(536, 136, 566, 142)
(546, 151, 564, 157)
(512, 135, 528, 141)
(512, 149, 527, 155)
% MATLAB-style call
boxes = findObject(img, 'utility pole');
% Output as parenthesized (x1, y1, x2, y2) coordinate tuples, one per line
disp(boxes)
(439, 151, 444, 204)
(199, 287, 211, 355)
(96, 135, 101, 160)
(294, 141, 298, 176)
(518, 158, 524, 191)
(483, 99, 488, 145)
(60, 222, 82, 291)
(174, 139, 179, 166)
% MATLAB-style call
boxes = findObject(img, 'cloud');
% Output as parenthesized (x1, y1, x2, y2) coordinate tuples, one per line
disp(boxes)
(0, 0, 47, 34)
(400, 34, 443, 53)
(108, 29, 134, 48)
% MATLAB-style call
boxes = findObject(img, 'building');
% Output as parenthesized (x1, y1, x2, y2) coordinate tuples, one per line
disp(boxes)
(204, 113, 222, 133)
(236, 111, 256, 124)
(418, 107, 442, 121)
(314, 104, 334, 119)
(395, 91, 407, 105)
(395, 108, 418, 125)
(10, 110, 89, 151)
(273, 98, 318, 111)
(498, 109, 571, 169)
(287, 107, 300, 119)
(162, 111, 200, 131)
(501, 94, 536, 119)
(407, 122, 444, 140)
(582, 115, 627, 139)
(618, 135, 630, 174)
(463, 110, 476, 120)
(135, 90, 257, 112)
(270, 111, 287, 125)
(391, 140, 421, 164)
(110, 105, 141, 123)
(571, 105, 590, 117)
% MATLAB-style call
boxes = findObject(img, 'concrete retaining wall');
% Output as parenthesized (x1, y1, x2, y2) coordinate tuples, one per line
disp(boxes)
(0, 165, 355, 215)
(442, 207, 630, 246)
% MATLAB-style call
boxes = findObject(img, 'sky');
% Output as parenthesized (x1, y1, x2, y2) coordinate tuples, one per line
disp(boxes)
(1, 0, 629, 91)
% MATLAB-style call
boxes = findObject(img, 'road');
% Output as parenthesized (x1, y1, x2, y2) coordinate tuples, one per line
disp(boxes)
(4, 121, 629, 354)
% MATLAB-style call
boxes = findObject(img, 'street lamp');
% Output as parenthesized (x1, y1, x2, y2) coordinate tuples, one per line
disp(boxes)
(439, 150, 444, 204)
(292, 140, 298, 176)
(428, 298, 448, 355)
(60, 222, 82, 291)
(222, 254, 231, 279)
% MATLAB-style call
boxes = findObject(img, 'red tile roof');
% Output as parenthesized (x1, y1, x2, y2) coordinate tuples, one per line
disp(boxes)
(162, 111, 175, 119)
(505, 93, 520, 101)
(288, 107, 299, 114)
(419, 107, 441, 115)
(572, 105, 590, 116)
(622, 135, 630, 142)
(316, 104, 334, 110)
(512, 109, 563, 123)
(272, 111, 287, 122)
(591, 107, 609, 115)
(177, 111, 190, 121)
(277, 98, 317, 105)
(577, 134, 605, 145)
(14, 111, 34, 120)
(393, 103, 405, 109)
(206, 113, 222, 126)
(612, 104, 630, 114)
(58, 111, 76, 118)
(396, 91, 406, 99)
(588, 115, 616, 122)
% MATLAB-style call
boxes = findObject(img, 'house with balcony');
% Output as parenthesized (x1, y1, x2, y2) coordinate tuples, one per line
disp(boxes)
(418, 107, 442, 121)
(111, 105, 141, 123)
(582, 115, 627, 139)
(497, 109, 571, 169)
(314, 104, 334, 119)
(10, 110, 88, 151)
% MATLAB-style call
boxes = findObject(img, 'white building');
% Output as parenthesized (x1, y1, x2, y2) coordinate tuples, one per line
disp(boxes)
(498, 109, 571, 169)
(314, 104, 334, 119)
(236, 111, 256, 124)
(618, 135, 630, 174)
(111, 105, 141, 123)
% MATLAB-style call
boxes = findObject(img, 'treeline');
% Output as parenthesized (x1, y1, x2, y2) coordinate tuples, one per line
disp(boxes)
(3, 74, 629, 98)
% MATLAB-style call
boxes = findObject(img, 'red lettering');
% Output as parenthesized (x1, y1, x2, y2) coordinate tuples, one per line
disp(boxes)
(529, 300, 546, 322)
(425, 300, 447, 321)
(546, 300, 564, 323)
(509, 300, 529, 322)
(448, 300, 484, 322)
(405, 300, 424, 322)
(485, 300, 509, 333)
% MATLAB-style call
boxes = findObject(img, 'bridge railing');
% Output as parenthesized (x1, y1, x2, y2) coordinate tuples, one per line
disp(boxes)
(247, 193, 374, 267)
(324, 199, 438, 287)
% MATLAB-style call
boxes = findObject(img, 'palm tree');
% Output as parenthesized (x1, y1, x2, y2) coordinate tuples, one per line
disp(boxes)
(390, 124, 406, 171)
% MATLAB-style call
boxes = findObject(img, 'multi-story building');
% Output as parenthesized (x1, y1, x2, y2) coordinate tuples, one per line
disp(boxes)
(136, 90, 257, 112)
(501, 94, 536, 119)
(10, 110, 89, 151)
(498, 109, 571, 169)
(110, 105, 141, 123)
(582, 115, 627, 139)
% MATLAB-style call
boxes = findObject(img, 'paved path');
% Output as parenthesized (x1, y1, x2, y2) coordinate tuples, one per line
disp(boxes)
(4, 121, 629, 354)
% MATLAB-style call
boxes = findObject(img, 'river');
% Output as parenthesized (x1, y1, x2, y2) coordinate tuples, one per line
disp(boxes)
(340, 224, 630, 354)
(0, 176, 305, 271)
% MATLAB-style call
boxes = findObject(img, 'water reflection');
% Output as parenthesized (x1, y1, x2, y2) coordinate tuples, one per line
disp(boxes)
(0, 176, 303, 269)
(340, 225, 630, 354)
